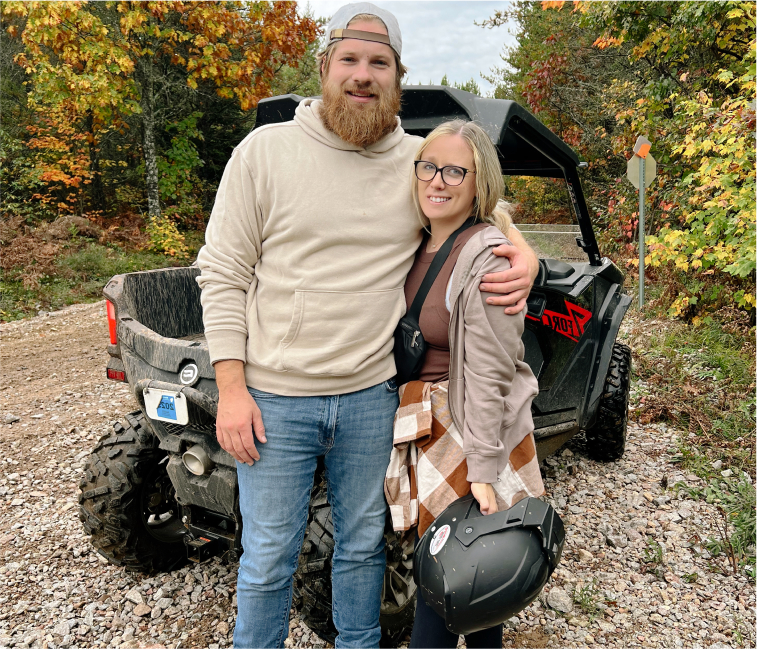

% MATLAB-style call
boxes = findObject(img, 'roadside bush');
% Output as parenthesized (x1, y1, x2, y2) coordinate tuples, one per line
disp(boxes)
(145, 215, 189, 259)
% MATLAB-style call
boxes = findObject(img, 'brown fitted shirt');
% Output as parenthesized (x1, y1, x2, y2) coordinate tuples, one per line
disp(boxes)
(403, 223, 488, 382)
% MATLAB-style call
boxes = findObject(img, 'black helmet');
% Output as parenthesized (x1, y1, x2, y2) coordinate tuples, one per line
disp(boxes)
(413, 494, 565, 635)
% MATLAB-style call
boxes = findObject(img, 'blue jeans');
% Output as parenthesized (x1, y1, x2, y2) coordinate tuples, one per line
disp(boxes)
(233, 380, 399, 649)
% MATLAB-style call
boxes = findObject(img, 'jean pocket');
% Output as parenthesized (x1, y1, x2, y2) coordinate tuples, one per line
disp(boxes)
(384, 378, 399, 393)
(247, 387, 277, 401)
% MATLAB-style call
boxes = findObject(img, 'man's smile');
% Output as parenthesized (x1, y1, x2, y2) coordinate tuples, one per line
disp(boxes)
(346, 89, 376, 103)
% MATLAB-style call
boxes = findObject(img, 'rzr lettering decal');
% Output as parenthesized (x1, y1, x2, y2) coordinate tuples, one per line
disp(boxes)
(527, 300, 592, 342)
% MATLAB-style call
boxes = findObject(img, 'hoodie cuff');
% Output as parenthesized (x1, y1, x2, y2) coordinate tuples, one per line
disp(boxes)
(205, 329, 248, 366)
(466, 453, 499, 484)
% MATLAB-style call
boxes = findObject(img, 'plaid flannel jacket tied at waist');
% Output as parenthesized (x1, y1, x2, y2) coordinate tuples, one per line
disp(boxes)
(384, 380, 545, 536)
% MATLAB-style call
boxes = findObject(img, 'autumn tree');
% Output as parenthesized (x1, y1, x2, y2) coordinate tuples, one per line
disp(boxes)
(481, 0, 755, 316)
(479, 1, 641, 226)
(584, 0, 756, 315)
(2, 1, 318, 221)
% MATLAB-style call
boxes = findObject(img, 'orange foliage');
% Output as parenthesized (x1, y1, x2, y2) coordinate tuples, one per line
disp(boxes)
(2, 1, 319, 213)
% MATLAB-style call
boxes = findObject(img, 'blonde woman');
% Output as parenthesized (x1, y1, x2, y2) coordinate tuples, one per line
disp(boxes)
(385, 120, 545, 648)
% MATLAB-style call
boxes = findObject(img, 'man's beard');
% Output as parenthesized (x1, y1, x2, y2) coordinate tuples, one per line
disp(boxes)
(320, 77, 401, 148)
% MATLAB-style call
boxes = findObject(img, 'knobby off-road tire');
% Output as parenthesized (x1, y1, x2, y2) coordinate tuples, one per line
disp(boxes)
(294, 469, 417, 647)
(585, 342, 632, 461)
(78, 411, 187, 572)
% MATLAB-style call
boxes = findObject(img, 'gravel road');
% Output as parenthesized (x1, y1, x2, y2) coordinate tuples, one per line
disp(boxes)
(0, 302, 754, 649)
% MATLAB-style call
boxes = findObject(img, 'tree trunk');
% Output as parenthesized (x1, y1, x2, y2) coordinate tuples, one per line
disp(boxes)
(140, 58, 161, 220)
(86, 109, 106, 213)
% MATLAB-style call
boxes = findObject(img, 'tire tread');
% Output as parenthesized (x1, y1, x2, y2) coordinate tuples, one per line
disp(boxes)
(585, 343, 632, 461)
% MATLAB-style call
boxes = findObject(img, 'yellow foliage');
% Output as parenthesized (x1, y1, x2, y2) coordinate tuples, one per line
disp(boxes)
(145, 215, 189, 259)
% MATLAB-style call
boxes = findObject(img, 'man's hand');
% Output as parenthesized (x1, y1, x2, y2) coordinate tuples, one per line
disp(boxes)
(214, 360, 266, 465)
(479, 228, 539, 315)
(471, 483, 498, 516)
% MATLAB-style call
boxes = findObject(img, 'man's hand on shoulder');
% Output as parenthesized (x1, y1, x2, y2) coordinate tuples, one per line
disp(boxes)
(479, 228, 539, 315)
(214, 360, 266, 465)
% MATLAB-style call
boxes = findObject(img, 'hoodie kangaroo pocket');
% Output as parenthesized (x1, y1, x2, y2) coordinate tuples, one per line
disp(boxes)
(280, 288, 405, 376)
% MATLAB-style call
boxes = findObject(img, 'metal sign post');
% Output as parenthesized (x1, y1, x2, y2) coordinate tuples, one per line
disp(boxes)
(639, 156, 646, 307)
(626, 136, 655, 309)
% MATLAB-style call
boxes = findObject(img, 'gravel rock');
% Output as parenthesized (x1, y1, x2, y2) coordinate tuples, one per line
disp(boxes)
(125, 588, 143, 605)
(606, 533, 628, 548)
(155, 596, 173, 609)
(3, 413, 20, 424)
(133, 603, 152, 617)
(547, 587, 573, 613)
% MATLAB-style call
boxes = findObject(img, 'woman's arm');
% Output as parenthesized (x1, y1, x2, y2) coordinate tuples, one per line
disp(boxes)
(460, 251, 537, 492)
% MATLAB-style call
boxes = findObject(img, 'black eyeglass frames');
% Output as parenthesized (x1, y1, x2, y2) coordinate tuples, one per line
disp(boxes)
(414, 160, 476, 186)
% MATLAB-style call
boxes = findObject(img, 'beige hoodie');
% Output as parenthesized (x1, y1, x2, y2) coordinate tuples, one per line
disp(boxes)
(197, 99, 423, 395)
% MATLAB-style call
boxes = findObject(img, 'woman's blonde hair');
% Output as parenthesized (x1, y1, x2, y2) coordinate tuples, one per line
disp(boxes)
(411, 119, 512, 234)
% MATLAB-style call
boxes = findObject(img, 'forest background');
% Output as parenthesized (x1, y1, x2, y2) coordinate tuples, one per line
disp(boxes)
(1, 1, 755, 573)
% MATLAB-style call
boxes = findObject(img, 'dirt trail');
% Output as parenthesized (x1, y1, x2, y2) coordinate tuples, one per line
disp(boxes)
(0, 303, 753, 649)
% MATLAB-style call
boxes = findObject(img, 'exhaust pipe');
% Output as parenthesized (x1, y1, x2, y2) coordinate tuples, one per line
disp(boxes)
(182, 445, 215, 476)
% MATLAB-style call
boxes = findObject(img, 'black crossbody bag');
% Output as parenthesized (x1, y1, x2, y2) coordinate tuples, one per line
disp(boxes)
(393, 218, 475, 385)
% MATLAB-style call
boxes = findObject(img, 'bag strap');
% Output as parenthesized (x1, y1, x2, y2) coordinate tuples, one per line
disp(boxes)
(407, 217, 475, 321)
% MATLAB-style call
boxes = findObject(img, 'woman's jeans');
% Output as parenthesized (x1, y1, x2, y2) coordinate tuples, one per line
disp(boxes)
(233, 380, 399, 649)
(410, 587, 504, 649)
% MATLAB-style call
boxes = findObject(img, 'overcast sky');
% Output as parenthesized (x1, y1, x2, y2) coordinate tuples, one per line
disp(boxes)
(302, 1, 517, 96)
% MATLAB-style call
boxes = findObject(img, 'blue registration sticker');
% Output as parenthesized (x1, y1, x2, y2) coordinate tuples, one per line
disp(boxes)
(156, 395, 177, 421)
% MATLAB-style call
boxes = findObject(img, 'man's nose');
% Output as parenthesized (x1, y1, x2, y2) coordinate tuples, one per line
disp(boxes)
(351, 60, 374, 85)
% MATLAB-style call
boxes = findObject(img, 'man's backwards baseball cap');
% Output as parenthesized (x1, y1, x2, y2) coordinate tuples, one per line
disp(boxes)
(325, 2, 402, 58)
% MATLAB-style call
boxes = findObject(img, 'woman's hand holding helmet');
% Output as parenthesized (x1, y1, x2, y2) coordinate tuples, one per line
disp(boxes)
(471, 482, 498, 515)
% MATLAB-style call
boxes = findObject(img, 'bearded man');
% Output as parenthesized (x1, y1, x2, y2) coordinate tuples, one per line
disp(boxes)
(197, 4, 538, 647)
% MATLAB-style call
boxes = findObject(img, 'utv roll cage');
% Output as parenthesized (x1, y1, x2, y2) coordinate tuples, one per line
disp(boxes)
(255, 85, 602, 266)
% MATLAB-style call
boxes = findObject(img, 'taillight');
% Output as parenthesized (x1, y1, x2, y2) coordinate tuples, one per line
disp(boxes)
(107, 368, 126, 381)
(106, 300, 117, 345)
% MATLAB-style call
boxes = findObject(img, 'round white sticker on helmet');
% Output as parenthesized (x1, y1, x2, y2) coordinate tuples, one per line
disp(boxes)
(429, 524, 451, 556)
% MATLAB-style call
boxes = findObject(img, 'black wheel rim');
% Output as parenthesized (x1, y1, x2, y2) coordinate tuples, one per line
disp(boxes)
(141, 458, 186, 544)
(382, 533, 416, 614)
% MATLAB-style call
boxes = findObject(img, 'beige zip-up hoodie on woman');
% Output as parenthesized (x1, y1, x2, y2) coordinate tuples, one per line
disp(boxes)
(196, 99, 423, 395)
(447, 226, 540, 484)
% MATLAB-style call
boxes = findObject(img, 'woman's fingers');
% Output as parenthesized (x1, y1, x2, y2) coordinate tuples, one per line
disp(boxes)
(471, 483, 499, 515)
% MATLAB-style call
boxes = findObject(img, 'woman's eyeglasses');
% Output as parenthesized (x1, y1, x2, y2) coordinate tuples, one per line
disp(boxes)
(414, 161, 475, 186)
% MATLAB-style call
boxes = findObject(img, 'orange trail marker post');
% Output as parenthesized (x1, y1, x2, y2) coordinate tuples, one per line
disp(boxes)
(627, 136, 656, 308)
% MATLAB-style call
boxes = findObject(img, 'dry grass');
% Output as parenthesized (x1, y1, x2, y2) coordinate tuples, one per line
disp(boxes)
(624, 308, 756, 478)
